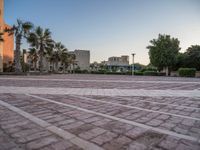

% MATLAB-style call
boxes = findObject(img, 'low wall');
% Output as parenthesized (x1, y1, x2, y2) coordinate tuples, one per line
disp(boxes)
(170, 71, 200, 78)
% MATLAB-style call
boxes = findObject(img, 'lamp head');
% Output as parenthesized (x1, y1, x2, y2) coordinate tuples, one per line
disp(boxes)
(132, 53, 135, 56)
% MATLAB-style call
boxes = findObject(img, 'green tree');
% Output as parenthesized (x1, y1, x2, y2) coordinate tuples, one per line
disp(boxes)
(27, 26, 53, 72)
(184, 45, 200, 70)
(172, 53, 187, 71)
(5, 19, 33, 73)
(147, 34, 180, 75)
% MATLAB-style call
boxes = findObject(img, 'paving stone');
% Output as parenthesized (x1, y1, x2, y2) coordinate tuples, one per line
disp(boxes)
(125, 127, 147, 139)
(79, 127, 106, 140)
(103, 135, 132, 150)
(92, 118, 112, 126)
(158, 136, 179, 150)
(83, 116, 102, 123)
(43, 140, 74, 150)
(173, 127, 188, 134)
(135, 131, 164, 146)
(92, 131, 118, 145)
(69, 123, 94, 135)
(17, 130, 52, 143)
(157, 114, 170, 120)
(146, 119, 163, 127)
(26, 135, 59, 149)
(181, 119, 196, 126)
(62, 121, 84, 130)
(126, 142, 147, 150)
(175, 140, 200, 150)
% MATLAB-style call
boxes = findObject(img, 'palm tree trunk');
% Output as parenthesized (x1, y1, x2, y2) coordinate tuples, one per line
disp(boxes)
(34, 61, 37, 71)
(39, 54, 43, 72)
(63, 64, 65, 73)
(39, 46, 44, 72)
(15, 36, 22, 73)
(55, 60, 58, 73)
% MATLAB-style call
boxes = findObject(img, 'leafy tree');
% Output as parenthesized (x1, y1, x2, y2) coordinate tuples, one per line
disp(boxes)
(172, 53, 187, 71)
(27, 26, 53, 72)
(5, 19, 33, 73)
(184, 45, 200, 70)
(147, 34, 181, 75)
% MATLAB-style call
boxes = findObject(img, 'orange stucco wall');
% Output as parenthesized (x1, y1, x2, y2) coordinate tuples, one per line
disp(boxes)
(3, 24, 14, 64)
(0, 0, 4, 71)
(0, 0, 14, 71)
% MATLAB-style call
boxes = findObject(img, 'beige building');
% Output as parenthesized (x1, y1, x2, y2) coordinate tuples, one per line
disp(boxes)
(106, 55, 129, 66)
(70, 50, 90, 70)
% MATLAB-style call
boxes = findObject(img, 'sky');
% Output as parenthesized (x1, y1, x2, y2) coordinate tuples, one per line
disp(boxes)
(4, 0, 200, 65)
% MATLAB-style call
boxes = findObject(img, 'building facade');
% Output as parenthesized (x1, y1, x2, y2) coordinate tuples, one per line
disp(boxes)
(104, 55, 130, 72)
(0, 0, 14, 72)
(0, 0, 4, 72)
(70, 50, 90, 70)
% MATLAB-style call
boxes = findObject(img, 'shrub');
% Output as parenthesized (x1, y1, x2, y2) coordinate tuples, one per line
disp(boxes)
(141, 67, 157, 72)
(91, 70, 105, 74)
(74, 69, 89, 74)
(105, 72, 126, 75)
(178, 68, 196, 77)
(134, 71, 143, 75)
(157, 72, 166, 76)
(143, 71, 158, 76)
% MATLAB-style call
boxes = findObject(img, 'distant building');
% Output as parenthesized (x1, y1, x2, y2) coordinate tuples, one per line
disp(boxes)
(104, 55, 130, 72)
(70, 50, 90, 70)
(0, 0, 14, 72)
(106, 55, 129, 66)
(25, 49, 90, 72)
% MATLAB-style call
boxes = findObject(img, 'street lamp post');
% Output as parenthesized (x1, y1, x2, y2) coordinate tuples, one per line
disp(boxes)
(132, 53, 135, 76)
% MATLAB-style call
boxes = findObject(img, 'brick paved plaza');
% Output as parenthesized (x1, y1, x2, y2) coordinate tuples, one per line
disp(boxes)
(0, 74, 200, 150)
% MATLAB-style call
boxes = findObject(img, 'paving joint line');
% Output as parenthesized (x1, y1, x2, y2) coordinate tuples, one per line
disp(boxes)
(0, 99, 104, 150)
(0, 86, 200, 98)
(70, 95, 200, 121)
(26, 94, 200, 143)
(112, 96, 200, 110)
(0, 77, 200, 84)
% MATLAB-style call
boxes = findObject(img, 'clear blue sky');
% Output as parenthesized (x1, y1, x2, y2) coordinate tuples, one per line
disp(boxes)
(5, 0, 200, 65)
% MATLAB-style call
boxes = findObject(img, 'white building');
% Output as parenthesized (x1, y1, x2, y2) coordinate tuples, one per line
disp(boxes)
(104, 55, 130, 72)
(106, 55, 129, 66)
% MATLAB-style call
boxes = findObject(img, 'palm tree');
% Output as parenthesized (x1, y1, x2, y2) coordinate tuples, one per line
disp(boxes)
(28, 48, 38, 71)
(52, 42, 67, 72)
(60, 51, 69, 73)
(45, 45, 54, 72)
(68, 54, 76, 73)
(27, 26, 53, 72)
(5, 19, 33, 73)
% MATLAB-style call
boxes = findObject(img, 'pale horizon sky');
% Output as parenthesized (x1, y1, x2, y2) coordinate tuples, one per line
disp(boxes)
(5, 0, 200, 65)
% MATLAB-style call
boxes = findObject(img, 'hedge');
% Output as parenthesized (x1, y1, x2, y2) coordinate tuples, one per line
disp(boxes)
(178, 68, 196, 77)
(134, 71, 143, 75)
(143, 71, 158, 76)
